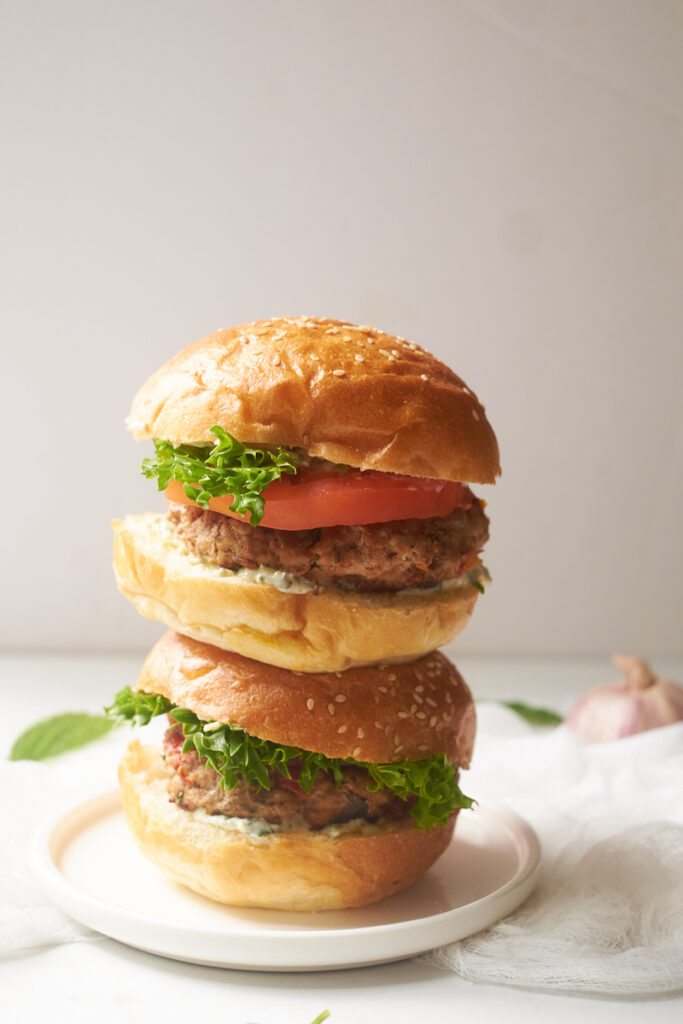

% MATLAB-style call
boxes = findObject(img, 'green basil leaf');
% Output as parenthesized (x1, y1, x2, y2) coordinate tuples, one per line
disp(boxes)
(501, 701, 564, 727)
(140, 426, 302, 526)
(9, 713, 118, 762)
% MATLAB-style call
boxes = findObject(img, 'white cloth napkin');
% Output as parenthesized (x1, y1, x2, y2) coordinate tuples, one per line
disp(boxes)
(421, 706, 683, 995)
(4, 711, 683, 996)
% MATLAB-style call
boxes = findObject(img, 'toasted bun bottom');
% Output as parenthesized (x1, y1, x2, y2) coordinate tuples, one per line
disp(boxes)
(113, 514, 479, 672)
(119, 741, 457, 911)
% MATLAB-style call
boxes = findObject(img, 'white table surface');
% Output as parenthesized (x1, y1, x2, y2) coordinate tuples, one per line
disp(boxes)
(2, 649, 682, 1024)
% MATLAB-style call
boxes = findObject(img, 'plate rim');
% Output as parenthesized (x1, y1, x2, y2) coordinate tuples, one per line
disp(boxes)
(30, 790, 540, 968)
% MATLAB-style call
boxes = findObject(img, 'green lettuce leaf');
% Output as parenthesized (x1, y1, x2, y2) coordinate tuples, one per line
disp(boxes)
(106, 687, 473, 829)
(140, 426, 302, 526)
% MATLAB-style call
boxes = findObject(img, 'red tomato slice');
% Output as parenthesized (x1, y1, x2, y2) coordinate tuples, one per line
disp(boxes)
(166, 470, 475, 531)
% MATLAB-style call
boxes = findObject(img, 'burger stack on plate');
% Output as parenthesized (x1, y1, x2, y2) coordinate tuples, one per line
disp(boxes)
(107, 317, 500, 910)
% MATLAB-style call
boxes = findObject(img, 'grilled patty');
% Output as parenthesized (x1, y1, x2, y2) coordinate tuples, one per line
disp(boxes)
(167, 498, 488, 593)
(162, 725, 412, 829)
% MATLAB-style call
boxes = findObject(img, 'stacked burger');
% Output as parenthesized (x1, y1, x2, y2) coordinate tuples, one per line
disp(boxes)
(107, 317, 500, 910)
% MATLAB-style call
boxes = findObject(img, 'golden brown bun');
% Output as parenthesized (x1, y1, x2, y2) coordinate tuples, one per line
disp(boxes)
(119, 741, 456, 911)
(113, 514, 480, 672)
(138, 631, 476, 767)
(127, 316, 500, 484)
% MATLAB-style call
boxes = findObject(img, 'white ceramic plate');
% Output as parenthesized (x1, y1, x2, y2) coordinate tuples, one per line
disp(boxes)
(31, 792, 540, 971)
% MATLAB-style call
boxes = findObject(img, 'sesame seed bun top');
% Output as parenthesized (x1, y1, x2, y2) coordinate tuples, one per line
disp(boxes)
(137, 631, 476, 767)
(127, 316, 500, 484)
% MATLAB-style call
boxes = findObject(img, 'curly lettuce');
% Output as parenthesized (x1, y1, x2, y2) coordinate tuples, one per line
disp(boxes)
(140, 426, 302, 526)
(106, 687, 473, 830)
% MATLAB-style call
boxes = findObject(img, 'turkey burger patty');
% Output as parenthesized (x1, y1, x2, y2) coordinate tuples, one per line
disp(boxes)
(166, 495, 489, 594)
(163, 722, 413, 828)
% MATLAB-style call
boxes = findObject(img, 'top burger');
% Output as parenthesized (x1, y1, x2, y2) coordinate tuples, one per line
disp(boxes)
(113, 316, 500, 672)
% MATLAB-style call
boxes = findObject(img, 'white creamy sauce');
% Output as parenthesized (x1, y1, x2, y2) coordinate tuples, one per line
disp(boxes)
(191, 806, 389, 840)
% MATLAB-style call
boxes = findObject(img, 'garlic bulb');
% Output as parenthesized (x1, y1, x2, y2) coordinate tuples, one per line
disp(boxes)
(565, 655, 683, 743)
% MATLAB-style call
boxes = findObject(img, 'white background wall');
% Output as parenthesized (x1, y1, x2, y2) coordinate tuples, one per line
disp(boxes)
(2, 0, 681, 657)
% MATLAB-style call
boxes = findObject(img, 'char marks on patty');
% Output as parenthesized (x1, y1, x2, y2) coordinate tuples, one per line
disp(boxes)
(166, 499, 489, 593)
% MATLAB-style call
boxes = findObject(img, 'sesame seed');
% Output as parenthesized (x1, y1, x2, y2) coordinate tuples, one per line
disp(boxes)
(391, 349, 400, 357)
(328, 704, 335, 716)
(414, 695, 424, 705)
(333, 369, 345, 377)
(325, 327, 340, 334)
(338, 724, 348, 734)
(374, 721, 383, 729)
(426, 698, 437, 708)
(420, 373, 428, 381)
(378, 686, 388, 694)
(398, 711, 408, 719)
(384, 725, 391, 735)
(302, 434, 310, 446)
(445, 692, 452, 704)
(430, 716, 438, 727)
(410, 704, 417, 714)
(415, 685, 424, 693)
(418, 743, 428, 751)
(387, 673, 397, 682)
(472, 409, 480, 421)
(416, 711, 427, 720)
(335, 694, 346, 703)
(365, 338, 375, 345)
(394, 744, 404, 754)
(394, 735, 400, 746)
(306, 698, 315, 711)
(272, 354, 281, 366)
(335, 672, 343, 678)
(357, 727, 365, 738)
(353, 746, 362, 757)
(355, 354, 364, 362)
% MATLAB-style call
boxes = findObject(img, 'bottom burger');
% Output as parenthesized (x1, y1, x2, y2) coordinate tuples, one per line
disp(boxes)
(106, 632, 476, 911)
